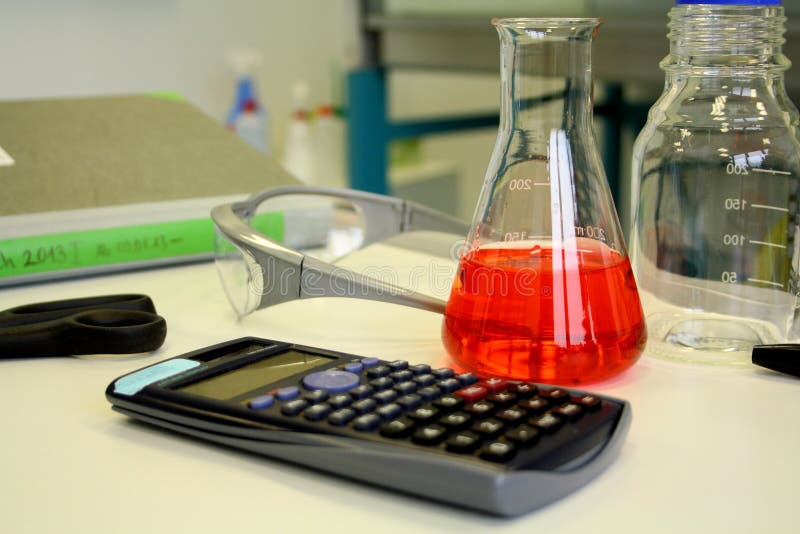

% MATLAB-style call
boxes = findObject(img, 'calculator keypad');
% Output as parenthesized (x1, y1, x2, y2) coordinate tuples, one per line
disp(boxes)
(246, 357, 621, 468)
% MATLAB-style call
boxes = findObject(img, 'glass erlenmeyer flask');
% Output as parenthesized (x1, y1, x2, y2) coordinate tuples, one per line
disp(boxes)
(442, 18, 646, 385)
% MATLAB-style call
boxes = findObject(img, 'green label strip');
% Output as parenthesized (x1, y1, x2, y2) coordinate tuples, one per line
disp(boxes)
(0, 213, 283, 279)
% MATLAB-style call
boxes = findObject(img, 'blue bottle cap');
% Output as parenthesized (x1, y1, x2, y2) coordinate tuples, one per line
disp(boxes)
(676, 0, 780, 4)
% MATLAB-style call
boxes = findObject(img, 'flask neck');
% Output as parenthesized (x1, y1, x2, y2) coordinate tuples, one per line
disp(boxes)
(496, 19, 599, 135)
(663, 5, 789, 76)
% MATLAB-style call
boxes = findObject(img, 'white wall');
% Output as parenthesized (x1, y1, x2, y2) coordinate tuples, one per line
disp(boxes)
(0, 0, 354, 156)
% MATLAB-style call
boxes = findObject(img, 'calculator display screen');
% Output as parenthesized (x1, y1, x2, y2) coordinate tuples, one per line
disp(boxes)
(179, 350, 333, 400)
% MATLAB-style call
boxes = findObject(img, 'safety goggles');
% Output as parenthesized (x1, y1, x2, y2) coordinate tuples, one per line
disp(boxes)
(211, 186, 468, 318)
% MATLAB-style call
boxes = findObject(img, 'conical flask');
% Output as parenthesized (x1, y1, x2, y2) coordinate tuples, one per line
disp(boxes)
(443, 18, 646, 384)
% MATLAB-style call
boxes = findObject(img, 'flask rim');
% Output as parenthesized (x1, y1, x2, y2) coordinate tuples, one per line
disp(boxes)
(492, 17, 602, 29)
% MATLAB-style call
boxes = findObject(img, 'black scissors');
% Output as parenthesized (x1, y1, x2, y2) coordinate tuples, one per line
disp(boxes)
(0, 294, 167, 357)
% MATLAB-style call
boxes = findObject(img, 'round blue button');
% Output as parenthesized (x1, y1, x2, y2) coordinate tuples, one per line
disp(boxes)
(276, 386, 299, 401)
(303, 370, 361, 393)
(344, 362, 364, 373)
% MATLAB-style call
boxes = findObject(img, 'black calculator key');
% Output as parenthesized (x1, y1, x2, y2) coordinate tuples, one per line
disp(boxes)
(280, 399, 309, 416)
(486, 391, 516, 407)
(433, 395, 464, 413)
(304, 403, 332, 421)
(529, 413, 563, 433)
(480, 441, 517, 463)
(328, 393, 353, 409)
(518, 397, 549, 415)
(328, 408, 356, 426)
(408, 406, 439, 424)
(456, 372, 479, 386)
(376, 403, 403, 420)
(577, 394, 602, 411)
(353, 413, 382, 431)
(445, 431, 481, 454)
(380, 417, 415, 438)
(388, 360, 409, 371)
(412, 424, 448, 445)
(350, 385, 374, 400)
(439, 411, 473, 431)
(438, 378, 461, 393)
(508, 382, 538, 398)
(366, 365, 391, 379)
(373, 389, 398, 405)
(390, 370, 413, 383)
(304, 390, 329, 404)
(370, 377, 394, 391)
(393, 381, 417, 395)
(396, 394, 422, 410)
(539, 388, 570, 405)
(496, 407, 526, 424)
(351, 398, 377, 415)
(505, 424, 540, 447)
(432, 368, 455, 379)
(413, 374, 436, 387)
(553, 403, 583, 421)
(409, 363, 431, 375)
(465, 400, 495, 418)
(472, 418, 505, 438)
(416, 386, 441, 401)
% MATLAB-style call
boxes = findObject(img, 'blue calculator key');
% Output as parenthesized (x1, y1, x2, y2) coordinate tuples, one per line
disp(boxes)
(350, 385, 374, 399)
(388, 360, 409, 371)
(416, 386, 441, 401)
(302, 370, 360, 393)
(343, 362, 364, 373)
(361, 357, 380, 367)
(276, 386, 300, 401)
(456, 373, 479, 386)
(352, 413, 382, 431)
(376, 403, 402, 420)
(432, 368, 455, 379)
(328, 408, 356, 426)
(409, 363, 431, 375)
(304, 403, 333, 421)
(370, 377, 394, 391)
(438, 378, 461, 393)
(247, 394, 274, 410)
(328, 393, 353, 409)
(390, 370, 413, 383)
(351, 398, 377, 415)
(394, 381, 418, 395)
(374, 389, 399, 405)
(280, 399, 308, 416)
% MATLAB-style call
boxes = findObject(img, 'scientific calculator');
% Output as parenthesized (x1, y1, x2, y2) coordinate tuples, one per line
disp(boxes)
(106, 337, 631, 516)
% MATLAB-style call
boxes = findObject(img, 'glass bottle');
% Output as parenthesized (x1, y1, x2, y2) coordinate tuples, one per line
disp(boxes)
(630, 0, 800, 363)
(443, 18, 646, 385)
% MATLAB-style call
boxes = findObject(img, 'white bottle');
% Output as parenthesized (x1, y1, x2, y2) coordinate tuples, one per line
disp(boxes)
(313, 104, 347, 188)
(282, 81, 314, 183)
(227, 49, 270, 154)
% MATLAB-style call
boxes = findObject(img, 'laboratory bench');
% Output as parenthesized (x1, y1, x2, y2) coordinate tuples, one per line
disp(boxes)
(1, 253, 798, 533)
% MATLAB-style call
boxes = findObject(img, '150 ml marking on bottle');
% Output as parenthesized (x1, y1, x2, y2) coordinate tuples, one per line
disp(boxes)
(0, 145, 14, 167)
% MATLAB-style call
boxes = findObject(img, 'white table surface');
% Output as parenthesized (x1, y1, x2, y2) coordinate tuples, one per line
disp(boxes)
(2, 258, 799, 534)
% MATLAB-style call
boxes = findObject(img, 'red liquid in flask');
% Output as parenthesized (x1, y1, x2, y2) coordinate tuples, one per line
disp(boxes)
(442, 239, 646, 384)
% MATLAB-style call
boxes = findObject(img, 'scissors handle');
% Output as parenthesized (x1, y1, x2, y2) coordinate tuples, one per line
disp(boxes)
(0, 295, 167, 357)
(0, 294, 157, 327)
